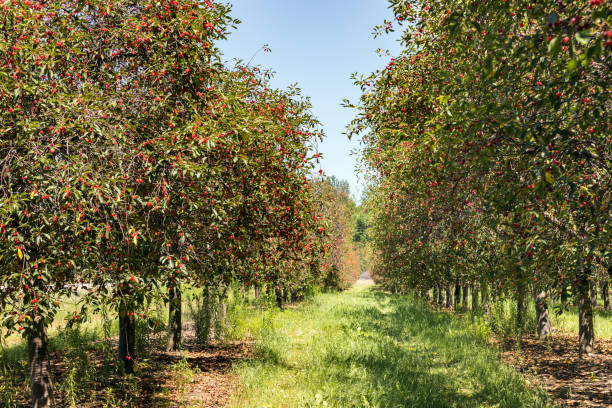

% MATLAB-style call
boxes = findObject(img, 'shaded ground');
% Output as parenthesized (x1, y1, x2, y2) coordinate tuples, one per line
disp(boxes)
(142, 323, 252, 407)
(1, 322, 252, 407)
(499, 330, 612, 408)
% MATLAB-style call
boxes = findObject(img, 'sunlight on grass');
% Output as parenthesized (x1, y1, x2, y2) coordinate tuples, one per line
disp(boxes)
(552, 306, 612, 339)
(229, 288, 553, 408)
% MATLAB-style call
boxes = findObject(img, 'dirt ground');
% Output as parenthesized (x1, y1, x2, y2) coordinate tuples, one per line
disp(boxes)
(498, 329, 612, 408)
(142, 328, 252, 407)
(34, 323, 253, 407)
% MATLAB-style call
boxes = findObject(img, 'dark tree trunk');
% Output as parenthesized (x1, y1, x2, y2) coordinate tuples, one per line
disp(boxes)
(560, 285, 569, 304)
(29, 319, 54, 408)
(282, 288, 289, 304)
(166, 285, 182, 352)
(471, 284, 479, 311)
(432, 286, 439, 305)
(590, 279, 598, 308)
(535, 290, 552, 339)
(437, 286, 444, 305)
(516, 282, 526, 331)
(462, 284, 469, 308)
(454, 282, 461, 310)
(118, 304, 136, 374)
(445, 285, 452, 308)
(603, 279, 610, 310)
(275, 287, 283, 309)
(576, 270, 594, 355)
(254, 285, 261, 300)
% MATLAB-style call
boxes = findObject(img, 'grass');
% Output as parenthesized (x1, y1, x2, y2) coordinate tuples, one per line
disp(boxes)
(0, 284, 205, 407)
(229, 282, 553, 408)
(551, 304, 612, 338)
(432, 293, 612, 340)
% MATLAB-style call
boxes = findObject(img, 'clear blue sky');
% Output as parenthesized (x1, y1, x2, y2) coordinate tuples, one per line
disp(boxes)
(219, 0, 401, 200)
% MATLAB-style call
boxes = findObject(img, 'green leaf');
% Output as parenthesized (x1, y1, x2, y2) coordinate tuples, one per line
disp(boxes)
(575, 30, 593, 46)
(548, 37, 561, 57)
(567, 59, 580, 73)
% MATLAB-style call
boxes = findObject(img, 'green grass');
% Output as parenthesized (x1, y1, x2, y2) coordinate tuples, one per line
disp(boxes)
(551, 305, 612, 338)
(436, 293, 612, 340)
(229, 282, 552, 408)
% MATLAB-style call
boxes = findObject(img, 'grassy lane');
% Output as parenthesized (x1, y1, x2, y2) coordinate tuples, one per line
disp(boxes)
(229, 282, 552, 408)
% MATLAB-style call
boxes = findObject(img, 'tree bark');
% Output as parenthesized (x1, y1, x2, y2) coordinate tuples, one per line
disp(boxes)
(166, 285, 182, 352)
(29, 319, 54, 408)
(275, 287, 283, 309)
(254, 285, 261, 300)
(471, 284, 479, 311)
(445, 285, 452, 308)
(516, 282, 526, 331)
(462, 284, 469, 308)
(437, 286, 444, 305)
(590, 279, 598, 308)
(454, 282, 461, 310)
(576, 271, 594, 355)
(603, 279, 610, 310)
(118, 304, 136, 374)
(535, 290, 552, 339)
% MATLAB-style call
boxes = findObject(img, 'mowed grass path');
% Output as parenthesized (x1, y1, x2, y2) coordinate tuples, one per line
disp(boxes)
(229, 282, 552, 408)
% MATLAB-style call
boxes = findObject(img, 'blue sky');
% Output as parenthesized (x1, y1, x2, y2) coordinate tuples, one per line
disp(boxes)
(219, 0, 401, 200)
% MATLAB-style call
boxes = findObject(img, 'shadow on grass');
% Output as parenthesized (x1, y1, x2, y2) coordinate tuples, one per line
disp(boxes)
(244, 289, 552, 408)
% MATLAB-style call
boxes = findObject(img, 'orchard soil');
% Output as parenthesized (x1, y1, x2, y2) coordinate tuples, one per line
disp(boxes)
(19, 324, 253, 407)
(497, 329, 612, 408)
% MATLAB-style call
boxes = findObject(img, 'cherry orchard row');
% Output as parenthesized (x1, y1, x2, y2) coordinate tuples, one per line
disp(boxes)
(350, 0, 610, 355)
(0, 1, 355, 407)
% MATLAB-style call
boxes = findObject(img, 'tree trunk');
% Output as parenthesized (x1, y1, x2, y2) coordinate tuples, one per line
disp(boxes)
(603, 279, 610, 310)
(423, 288, 431, 303)
(166, 285, 182, 352)
(445, 285, 452, 308)
(282, 288, 289, 304)
(29, 319, 54, 408)
(118, 304, 136, 374)
(454, 282, 461, 310)
(471, 284, 479, 311)
(275, 287, 283, 309)
(516, 282, 526, 331)
(534, 290, 552, 339)
(437, 286, 444, 305)
(254, 285, 261, 300)
(462, 284, 469, 308)
(432, 286, 439, 305)
(576, 270, 594, 355)
(590, 279, 598, 308)
(560, 286, 569, 304)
